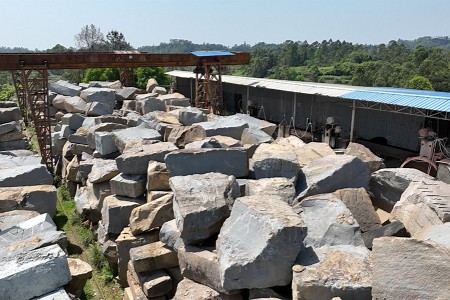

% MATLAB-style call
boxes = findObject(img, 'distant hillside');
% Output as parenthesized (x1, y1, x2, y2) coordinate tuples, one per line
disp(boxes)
(398, 36, 450, 50)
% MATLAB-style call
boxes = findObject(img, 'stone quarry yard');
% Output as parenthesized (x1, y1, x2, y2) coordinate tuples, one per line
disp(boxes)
(0, 78, 449, 300)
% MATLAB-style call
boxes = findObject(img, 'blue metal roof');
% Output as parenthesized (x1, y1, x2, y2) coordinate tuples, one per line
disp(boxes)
(342, 90, 450, 112)
(374, 87, 450, 98)
(191, 51, 234, 57)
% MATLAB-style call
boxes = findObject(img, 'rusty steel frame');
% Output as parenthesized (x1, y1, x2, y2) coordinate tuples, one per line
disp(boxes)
(20, 66, 54, 173)
(0, 52, 250, 70)
(195, 63, 224, 114)
(11, 70, 29, 125)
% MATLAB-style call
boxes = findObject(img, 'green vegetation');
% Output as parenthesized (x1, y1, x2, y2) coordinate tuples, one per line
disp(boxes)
(0, 84, 15, 101)
(54, 186, 123, 300)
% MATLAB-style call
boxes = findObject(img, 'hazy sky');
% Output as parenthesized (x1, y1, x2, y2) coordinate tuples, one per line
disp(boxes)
(1, 0, 449, 50)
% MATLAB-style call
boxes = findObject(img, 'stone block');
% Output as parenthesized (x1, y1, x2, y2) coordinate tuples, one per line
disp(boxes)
(0, 121, 20, 135)
(292, 245, 372, 300)
(147, 161, 171, 191)
(216, 196, 306, 290)
(390, 178, 450, 236)
(88, 159, 119, 183)
(49, 80, 82, 96)
(0, 210, 39, 231)
(197, 115, 249, 140)
(361, 221, 408, 249)
(159, 219, 183, 251)
(110, 173, 146, 198)
(345, 142, 384, 172)
(0, 107, 21, 124)
(113, 124, 162, 153)
(297, 155, 370, 199)
(167, 125, 206, 148)
(293, 193, 364, 248)
(251, 143, 300, 180)
(65, 258, 93, 298)
(234, 113, 277, 136)
(369, 168, 435, 212)
(116, 87, 142, 101)
(179, 107, 207, 126)
(35, 288, 71, 300)
(372, 237, 450, 299)
(0, 244, 71, 300)
(85, 101, 114, 116)
(0, 164, 53, 187)
(64, 96, 87, 113)
(246, 177, 296, 205)
(130, 194, 174, 235)
(173, 278, 243, 300)
(61, 113, 85, 131)
(170, 173, 240, 244)
(165, 148, 249, 177)
(130, 241, 178, 273)
(241, 127, 273, 145)
(101, 194, 145, 234)
(116, 227, 159, 287)
(140, 97, 166, 114)
(115, 142, 177, 174)
(0, 129, 24, 142)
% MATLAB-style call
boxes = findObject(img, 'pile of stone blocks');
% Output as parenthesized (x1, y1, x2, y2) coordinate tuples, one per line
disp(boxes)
(47, 78, 450, 299)
(0, 101, 27, 151)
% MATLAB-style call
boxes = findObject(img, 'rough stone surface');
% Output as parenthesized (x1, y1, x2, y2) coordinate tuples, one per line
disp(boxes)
(291, 142, 335, 168)
(0, 129, 24, 142)
(241, 127, 273, 145)
(372, 237, 450, 300)
(116, 227, 159, 287)
(0, 213, 67, 257)
(179, 107, 207, 126)
(113, 124, 162, 153)
(146, 78, 159, 92)
(88, 159, 119, 183)
(0, 121, 20, 135)
(130, 241, 179, 273)
(126, 269, 148, 300)
(251, 143, 300, 180)
(197, 116, 249, 140)
(233, 113, 277, 135)
(65, 258, 93, 298)
(101, 195, 145, 234)
(130, 194, 174, 235)
(173, 278, 243, 300)
(80, 87, 116, 107)
(0, 107, 21, 125)
(94, 131, 118, 155)
(159, 219, 183, 251)
(361, 221, 408, 249)
(345, 142, 384, 172)
(64, 96, 88, 113)
(390, 178, 450, 236)
(0, 164, 53, 187)
(85, 101, 114, 116)
(147, 161, 171, 191)
(0, 210, 39, 231)
(140, 97, 166, 114)
(0, 244, 71, 300)
(35, 288, 71, 300)
(246, 177, 296, 205)
(333, 188, 381, 232)
(61, 113, 85, 131)
(116, 142, 177, 175)
(249, 288, 286, 299)
(116, 87, 142, 101)
(110, 173, 146, 198)
(152, 86, 167, 95)
(87, 122, 127, 149)
(294, 193, 364, 248)
(292, 245, 372, 300)
(415, 223, 450, 248)
(129, 266, 172, 298)
(216, 196, 306, 290)
(167, 125, 207, 148)
(170, 173, 240, 244)
(369, 168, 435, 212)
(165, 148, 249, 177)
(49, 80, 82, 96)
(297, 155, 370, 199)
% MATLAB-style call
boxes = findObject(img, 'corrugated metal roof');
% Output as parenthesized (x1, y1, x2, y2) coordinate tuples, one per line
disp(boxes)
(190, 51, 234, 57)
(166, 70, 450, 113)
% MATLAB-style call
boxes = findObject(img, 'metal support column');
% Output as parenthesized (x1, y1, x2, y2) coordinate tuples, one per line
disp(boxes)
(194, 63, 223, 115)
(11, 70, 29, 125)
(350, 100, 356, 141)
(21, 65, 54, 174)
(119, 68, 134, 87)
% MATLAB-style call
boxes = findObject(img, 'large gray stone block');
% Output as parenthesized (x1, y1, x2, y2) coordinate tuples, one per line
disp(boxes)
(178, 107, 207, 126)
(95, 131, 118, 155)
(101, 194, 145, 234)
(196, 115, 249, 140)
(0, 244, 71, 300)
(111, 173, 146, 198)
(361, 221, 408, 249)
(345, 142, 384, 172)
(167, 125, 206, 148)
(147, 161, 171, 191)
(88, 159, 119, 183)
(234, 113, 277, 136)
(0, 164, 53, 187)
(390, 178, 450, 236)
(0, 210, 39, 231)
(116, 142, 177, 174)
(216, 195, 306, 290)
(49, 80, 82, 96)
(173, 278, 243, 300)
(241, 127, 273, 145)
(369, 168, 435, 212)
(85, 101, 114, 116)
(297, 155, 370, 199)
(61, 113, 86, 131)
(0, 121, 20, 135)
(35, 288, 72, 300)
(0, 107, 21, 124)
(130, 241, 178, 273)
(64, 96, 88, 113)
(140, 97, 166, 114)
(0, 213, 67, 257)
(80, 87, 116, 107)
(246, 177, 296, 205)
(116, 87, 143, 101)
(165, 148, 249, 177)
(159, 219, 183, 251)
(87, 122, 127, 149)
(292, 245, 372, 300)
(113, 124, 162, 153)
(293, 193, 364, 248)
(251, 143, 300, 180)
(372, 237, 450, 299)
(170, 173, 239, 245)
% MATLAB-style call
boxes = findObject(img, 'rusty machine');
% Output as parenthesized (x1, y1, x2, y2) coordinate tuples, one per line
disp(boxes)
(0, 52, 250, 173)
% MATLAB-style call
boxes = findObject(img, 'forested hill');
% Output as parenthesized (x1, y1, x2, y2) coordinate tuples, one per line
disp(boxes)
(2, 36, 450, 92)
(138, 38, 450, 92)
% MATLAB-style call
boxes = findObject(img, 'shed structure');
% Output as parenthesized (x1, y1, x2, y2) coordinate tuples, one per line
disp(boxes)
(167, 70, 450, 153)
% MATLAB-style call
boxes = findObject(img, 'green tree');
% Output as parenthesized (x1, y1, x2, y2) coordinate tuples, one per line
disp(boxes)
(134, 67, 170, 90)
(106, 30, 133, 51)
(75, 24, 108, 52)
(83, 68, 120, 83)
(0, 84, 15, 101)
(406, 75, 434, 90)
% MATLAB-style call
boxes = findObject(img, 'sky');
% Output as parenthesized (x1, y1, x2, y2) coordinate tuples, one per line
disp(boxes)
(0, 0, 449, 50)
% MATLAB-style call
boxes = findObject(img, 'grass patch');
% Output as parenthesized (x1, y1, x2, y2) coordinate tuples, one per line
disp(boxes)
(54, 185, 123, 300)
(24, 125, 40, 154)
